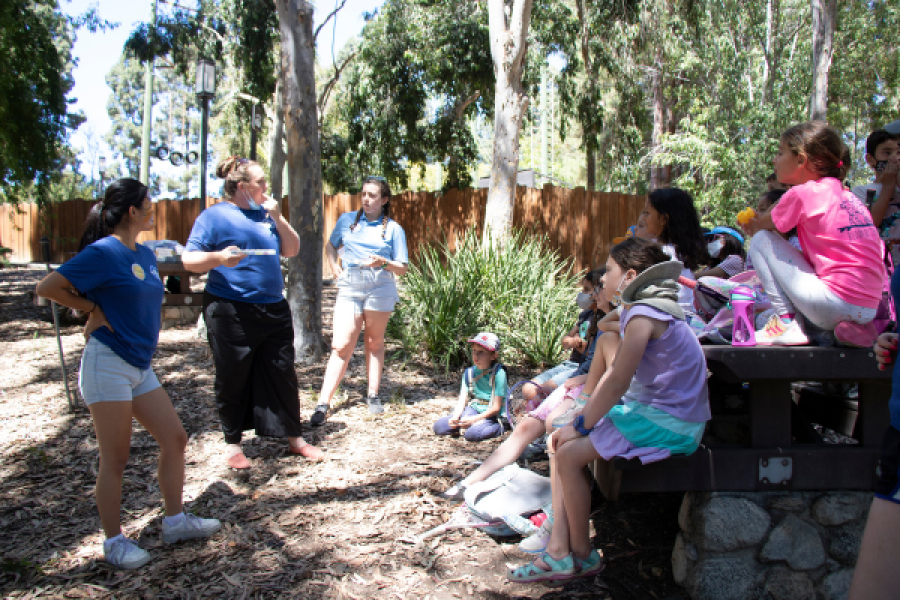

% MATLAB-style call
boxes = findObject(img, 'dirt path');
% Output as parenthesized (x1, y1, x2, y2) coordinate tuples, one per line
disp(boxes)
(0, 265, 684, 599)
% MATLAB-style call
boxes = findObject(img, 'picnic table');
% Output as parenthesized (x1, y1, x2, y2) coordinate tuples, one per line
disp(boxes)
(593, 346, 891, 500)
(157, 259, 203, 307)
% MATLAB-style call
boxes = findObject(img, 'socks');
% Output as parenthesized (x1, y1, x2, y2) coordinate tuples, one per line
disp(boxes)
(164, 512, 185, 527)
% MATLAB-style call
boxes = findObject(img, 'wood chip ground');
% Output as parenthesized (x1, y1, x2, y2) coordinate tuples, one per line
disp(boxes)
(0, 265, 685, 599)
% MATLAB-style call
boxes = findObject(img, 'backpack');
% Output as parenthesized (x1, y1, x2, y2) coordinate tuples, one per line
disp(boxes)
(463, 464, 552, 536)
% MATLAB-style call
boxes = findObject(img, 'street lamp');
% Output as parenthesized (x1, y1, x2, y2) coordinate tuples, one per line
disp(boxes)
(98, 156, 107, 197)
(195, 58, 216, 209)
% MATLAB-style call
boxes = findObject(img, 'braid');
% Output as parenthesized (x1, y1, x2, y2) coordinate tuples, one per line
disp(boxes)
(381, 200, 391, 239)
(350, 208, 364, 233)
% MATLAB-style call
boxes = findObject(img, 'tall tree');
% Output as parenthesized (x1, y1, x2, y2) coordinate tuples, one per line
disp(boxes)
(809, 0, 837, 120)
(484, 0, 533, 241)
(275, 0, 327, 362)
(0, 0, 110, 205)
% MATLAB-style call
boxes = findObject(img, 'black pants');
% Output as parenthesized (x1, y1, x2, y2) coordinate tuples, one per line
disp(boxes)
(203, 292, 303, 444)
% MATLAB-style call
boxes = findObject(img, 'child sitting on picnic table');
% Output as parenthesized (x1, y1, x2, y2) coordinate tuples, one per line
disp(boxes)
(740, 121, 885, 347)
(641, 188, 708, 312)
(439, 278, 619, 501)
(508, 238, 710, 584)
(433, 333, 508, 442)
(851, 127, 900, 264)
(520, 269, 606, 403)
(697, 226, 746, 279)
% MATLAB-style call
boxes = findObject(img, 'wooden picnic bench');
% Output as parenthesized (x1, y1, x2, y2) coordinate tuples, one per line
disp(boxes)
(592, 346, 892, 501)
(157, 259, 204, 308)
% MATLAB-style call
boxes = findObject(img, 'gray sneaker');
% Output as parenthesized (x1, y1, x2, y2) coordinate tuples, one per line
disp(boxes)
(162, 513, 222, 544)
(366, 395, 384, 415)
(104, 536, 151, 570)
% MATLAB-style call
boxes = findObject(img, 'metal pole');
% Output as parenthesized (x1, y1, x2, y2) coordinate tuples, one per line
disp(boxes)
(249, 126, 257, 162)
(200, 96, 209, 208)
(139, 0, 159, 184)
(40, 237, 77, 412)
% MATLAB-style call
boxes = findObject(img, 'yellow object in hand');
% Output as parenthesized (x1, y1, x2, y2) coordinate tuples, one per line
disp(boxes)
(736, 208, 757, 226)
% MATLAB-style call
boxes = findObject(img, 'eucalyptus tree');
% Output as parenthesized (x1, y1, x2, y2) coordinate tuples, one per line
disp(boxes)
(321, 0, 493, 194)
(483, 0, 534, 241)
(0, 0, 111, 205)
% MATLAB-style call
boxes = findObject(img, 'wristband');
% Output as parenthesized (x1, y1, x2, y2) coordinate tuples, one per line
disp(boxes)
(573, 415, 593, 436)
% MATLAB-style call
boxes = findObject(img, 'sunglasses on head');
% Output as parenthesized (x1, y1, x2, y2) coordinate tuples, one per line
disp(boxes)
(365, 175, 387, 182)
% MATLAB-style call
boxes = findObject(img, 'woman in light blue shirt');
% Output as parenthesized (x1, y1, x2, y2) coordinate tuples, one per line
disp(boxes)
(311, 177, 409, 424)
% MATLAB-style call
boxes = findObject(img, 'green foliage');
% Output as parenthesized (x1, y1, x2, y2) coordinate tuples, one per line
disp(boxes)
(321, 0, 493, 193)
(388, 228, 582, 372)
(0, 0, 112, 205)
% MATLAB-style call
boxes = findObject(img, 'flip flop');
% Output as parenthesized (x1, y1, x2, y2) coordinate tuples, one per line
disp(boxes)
(507, 552, 575, 584)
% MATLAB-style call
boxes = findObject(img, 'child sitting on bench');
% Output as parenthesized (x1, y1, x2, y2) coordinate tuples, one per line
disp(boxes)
(508, 238, 711, 585)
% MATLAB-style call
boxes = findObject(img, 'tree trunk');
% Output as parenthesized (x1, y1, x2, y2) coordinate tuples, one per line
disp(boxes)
(809, 0, 837, 121)
(269, 75, 287, 201)
(586, 144, 595, 191)
(275, 0, 327, 364)
(484, 0, 533, 243)
(649, 47, 668, 191)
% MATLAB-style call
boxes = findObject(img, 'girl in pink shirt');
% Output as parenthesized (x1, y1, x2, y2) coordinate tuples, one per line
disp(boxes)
(741, 121, 884, 347)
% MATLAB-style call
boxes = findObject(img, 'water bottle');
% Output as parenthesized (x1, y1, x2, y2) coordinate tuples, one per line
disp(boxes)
(730, 285, 756, 346)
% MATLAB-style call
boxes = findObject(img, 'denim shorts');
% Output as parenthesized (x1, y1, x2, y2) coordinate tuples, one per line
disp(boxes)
(531, 361, 579, 386)
(78, 337, 161, 405)
(335, 267, 399, 314)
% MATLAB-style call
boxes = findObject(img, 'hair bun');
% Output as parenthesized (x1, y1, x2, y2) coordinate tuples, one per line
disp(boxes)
(215, 156, 237, 179)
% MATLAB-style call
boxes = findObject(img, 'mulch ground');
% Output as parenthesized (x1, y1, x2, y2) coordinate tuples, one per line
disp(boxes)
(0, 265, 686, 599)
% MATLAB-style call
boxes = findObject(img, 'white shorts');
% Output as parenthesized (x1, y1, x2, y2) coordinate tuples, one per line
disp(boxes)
(335, 267, 399, 314)
(78, 337, 161, 405)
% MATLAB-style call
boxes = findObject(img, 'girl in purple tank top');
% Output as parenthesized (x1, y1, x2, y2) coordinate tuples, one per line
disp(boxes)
(508, 238, 711, 585)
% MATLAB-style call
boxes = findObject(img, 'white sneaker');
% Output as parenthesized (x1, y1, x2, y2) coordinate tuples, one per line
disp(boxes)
(161, 513, 222, 544)
(104, 536, 151, 570)
(754, 315, 809, 346)
(519, 516, 552, 554)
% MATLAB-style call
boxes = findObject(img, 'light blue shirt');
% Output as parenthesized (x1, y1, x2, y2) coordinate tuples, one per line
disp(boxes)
(328, 211, 408, 266)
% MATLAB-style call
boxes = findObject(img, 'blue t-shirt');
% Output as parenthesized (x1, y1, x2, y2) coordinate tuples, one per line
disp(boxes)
(185, 202, 284, 304)
(572, 331, 601, 377)
(891, 268, 900, 430)
(56, 237, 164, 369)
(328, 211, 408, 266)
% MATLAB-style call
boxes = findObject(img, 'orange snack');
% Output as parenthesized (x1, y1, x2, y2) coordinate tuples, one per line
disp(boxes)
(736, 208, 757, 226)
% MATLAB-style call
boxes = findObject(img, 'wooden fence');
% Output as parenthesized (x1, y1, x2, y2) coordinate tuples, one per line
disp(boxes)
(0, 186, 645, 275)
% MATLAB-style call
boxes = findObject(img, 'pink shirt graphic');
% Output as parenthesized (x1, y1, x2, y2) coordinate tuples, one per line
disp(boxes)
(771, 177, 884, 309)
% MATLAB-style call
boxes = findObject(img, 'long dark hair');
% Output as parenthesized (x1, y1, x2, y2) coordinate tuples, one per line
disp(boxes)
(647, 188, 706, 270)
(350, 177, 392, 239)
(78, 178, 148, 251)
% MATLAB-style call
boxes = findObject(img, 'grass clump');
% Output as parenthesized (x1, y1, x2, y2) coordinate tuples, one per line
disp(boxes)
(388, 227, 582, 372)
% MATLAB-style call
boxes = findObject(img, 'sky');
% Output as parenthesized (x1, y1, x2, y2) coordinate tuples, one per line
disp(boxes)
(63, 0, 383, 181)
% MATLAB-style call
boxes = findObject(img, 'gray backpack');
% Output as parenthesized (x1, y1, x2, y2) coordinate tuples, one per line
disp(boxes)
(463, 464, 552, 536)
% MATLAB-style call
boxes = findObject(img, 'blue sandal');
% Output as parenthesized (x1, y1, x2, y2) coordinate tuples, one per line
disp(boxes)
(508, 552, 575, 583)
(574, 549, 605, 578)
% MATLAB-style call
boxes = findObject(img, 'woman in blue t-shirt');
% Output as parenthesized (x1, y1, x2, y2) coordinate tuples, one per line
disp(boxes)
(183, 157, 323, 470)
(35, 179, 221, 570)
(310, 177, 409, 425)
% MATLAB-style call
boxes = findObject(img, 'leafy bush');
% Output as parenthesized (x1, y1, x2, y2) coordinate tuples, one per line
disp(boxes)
(388, 228, 583, 372)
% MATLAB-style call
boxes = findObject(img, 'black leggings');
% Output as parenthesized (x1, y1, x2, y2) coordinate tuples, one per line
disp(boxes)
(203, 292, 303, 444)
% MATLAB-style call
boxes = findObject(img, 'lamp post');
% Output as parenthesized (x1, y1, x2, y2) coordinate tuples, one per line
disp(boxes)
(98, 156, 107, 198)
(195, 58, 216, 209)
